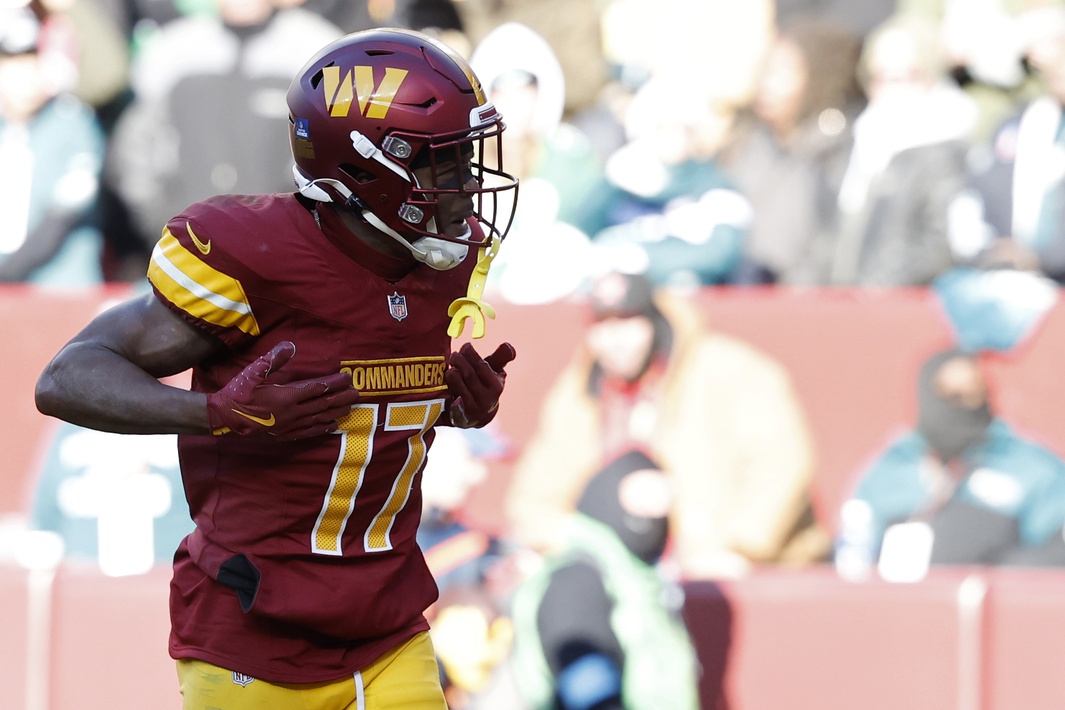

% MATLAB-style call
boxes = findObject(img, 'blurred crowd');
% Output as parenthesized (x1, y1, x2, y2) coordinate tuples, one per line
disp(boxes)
(4, 0, 1065, 293)
(7, 0, 1065, 707)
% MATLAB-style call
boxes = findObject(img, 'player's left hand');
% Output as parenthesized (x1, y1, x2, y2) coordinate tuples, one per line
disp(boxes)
(445, 342, 516, 428)
(206, 341, 360, 440)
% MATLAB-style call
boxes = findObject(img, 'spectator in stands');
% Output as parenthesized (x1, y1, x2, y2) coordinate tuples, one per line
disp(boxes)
(773, 0, 898, 40)
(418, 426, 524, 710)
(932, 5, 1065, 354)
(288, 0, 381, 33)
(931, 238, 1059, 354)
(505, 271, 831, 580)
(719, 16, 865, 285)
(28, 422, 193, 576)
(420, 427, 509, 595)
(35, 0, 131, 116)
(931, 0, 1046, 143)
(82, 0, 361, 281)
(27, 298, 194, 574)
(573, 0, 773, 165)
(103, 0, 342, 250)
(566, 0, 778, 291)
(508, 448, 700, 710)
(821, 12, 976, 286)
(46, 0, 172, 282)
(469, 21, 603, 304)
(587, 73, 752, 287)
(393, 0, 467, 55)
(885, 0, 1065, 146)
(0, 5, 106, 285)
(597, 0, 774, 123)
(956, 5, 1065, 286)
(835, 347, 1065, 583)
(457, 0, 609, 121)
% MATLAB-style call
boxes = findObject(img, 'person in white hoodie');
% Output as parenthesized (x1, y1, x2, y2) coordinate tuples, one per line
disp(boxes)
(468, 22, 603, 305)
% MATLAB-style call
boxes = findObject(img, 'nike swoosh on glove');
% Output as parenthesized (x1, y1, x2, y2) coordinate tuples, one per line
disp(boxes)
(445, 342, 516, 428)
(206, 341, 361, 440)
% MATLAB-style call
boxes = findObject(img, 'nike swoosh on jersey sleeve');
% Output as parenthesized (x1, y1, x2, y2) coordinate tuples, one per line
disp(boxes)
(148, 227, 261, 336)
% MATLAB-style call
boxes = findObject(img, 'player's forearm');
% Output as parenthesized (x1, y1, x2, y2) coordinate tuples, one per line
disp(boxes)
(36, 341, 209, 435)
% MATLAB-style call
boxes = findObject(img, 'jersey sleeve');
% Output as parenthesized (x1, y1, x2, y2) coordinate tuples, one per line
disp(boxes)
(146, 213, 262, 348)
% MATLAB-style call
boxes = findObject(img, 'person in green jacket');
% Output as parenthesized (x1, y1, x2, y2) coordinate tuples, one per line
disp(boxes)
(509, 449, 700, 710)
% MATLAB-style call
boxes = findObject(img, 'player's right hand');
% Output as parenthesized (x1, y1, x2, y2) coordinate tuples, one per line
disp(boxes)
(206, 341, 360, 440)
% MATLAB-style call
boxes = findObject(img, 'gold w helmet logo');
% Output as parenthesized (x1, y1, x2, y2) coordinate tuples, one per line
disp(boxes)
(321, 65, 409, 118)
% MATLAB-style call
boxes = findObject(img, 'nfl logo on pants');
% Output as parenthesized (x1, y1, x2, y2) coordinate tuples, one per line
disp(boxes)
(231, 671, 255, 687)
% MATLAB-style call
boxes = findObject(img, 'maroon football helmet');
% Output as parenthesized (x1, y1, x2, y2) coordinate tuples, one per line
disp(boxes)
(287, 28, 518, 251)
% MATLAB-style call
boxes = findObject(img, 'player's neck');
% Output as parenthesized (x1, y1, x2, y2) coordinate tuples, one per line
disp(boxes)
(314, 204, 418, 282)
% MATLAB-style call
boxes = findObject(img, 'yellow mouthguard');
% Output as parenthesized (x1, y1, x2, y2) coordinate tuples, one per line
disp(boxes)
(448, 235, 501, 339)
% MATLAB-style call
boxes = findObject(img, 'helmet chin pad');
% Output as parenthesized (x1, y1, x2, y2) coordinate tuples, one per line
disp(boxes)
(361, 210, 470, 270)
(295, 161, 476, 268)
(413, 236, 470, 270)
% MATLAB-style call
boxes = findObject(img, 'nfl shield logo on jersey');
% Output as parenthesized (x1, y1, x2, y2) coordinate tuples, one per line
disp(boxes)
(231, 671, 255, 687)
(388, 292, 408, 322)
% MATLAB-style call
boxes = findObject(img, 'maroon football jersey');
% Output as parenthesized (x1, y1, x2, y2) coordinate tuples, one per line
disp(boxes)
(147, 193, 480, 682)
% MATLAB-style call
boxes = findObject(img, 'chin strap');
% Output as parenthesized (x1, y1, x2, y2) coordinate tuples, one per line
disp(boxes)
(448, 235, 501, 339)
(295, 165, 471, 271)
(362, 210, 468, 270)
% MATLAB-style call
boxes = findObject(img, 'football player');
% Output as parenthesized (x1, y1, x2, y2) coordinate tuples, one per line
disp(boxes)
(35, 28, 518, 710)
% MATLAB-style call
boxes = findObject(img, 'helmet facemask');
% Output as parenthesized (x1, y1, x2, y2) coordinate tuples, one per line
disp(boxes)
(293, 115, 518, 269)
(399, 122, 518, 247)
(327, 122, 517, 270)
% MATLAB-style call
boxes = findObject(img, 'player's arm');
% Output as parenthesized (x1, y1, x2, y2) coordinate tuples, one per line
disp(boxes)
(35, 292, 221, 434)
(36, 293, 361, 439)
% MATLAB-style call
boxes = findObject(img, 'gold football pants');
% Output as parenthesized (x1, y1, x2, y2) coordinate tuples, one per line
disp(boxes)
(177, 631, 446, 709)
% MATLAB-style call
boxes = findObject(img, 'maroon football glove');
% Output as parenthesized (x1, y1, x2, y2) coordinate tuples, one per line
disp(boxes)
(445, 342, 516, 428)
(206, 341, 360, 440)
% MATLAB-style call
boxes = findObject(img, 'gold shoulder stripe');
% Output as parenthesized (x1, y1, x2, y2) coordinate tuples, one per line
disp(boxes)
(148, 227, 261, 336)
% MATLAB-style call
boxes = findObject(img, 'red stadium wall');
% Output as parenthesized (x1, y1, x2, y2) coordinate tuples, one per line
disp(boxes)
(3, 285, 1065, 709)
(467, 286, 1065, 536)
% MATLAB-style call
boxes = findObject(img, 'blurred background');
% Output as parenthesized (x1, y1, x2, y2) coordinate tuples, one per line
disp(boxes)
(4, 0, 1065, 708)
